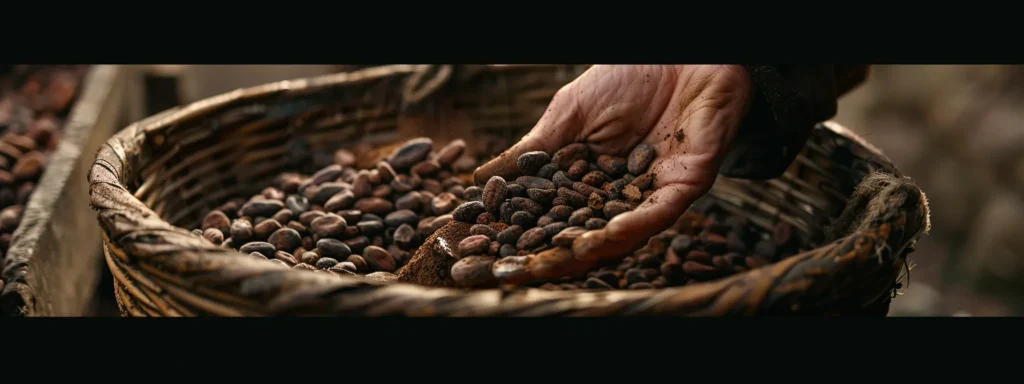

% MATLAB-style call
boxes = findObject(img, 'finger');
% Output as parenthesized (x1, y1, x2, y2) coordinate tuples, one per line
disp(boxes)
(473, 87, 581, 185)
(491, 246, 595, 285)
(573, 183, 706, 262)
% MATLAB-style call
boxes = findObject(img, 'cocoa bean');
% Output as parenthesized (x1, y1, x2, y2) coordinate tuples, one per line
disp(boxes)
(553, 144, 590, 170)
(301, 251, 321, 265)
(334, 149, 356, 167)
(354, 197, 394, 216)
(268, 228, 302, 252)
(548, 205, 574, 221)
(239, 242, 275, 258)
(566, 208, 594, 227)
(316, 257, 340, 270)
(630, 173, 654, 189)
(312, 164, 343, 186)
(299, 211, 324, 226)
(515, 176, 555, 190)
(271, 209, 293, 224)
(557, 187, 587, 207)
(352, 171, 372, 198)
(627, 143, 655, 175)
(510, 197, 545, 217)
(262, 187, 286, 201)
(526, 188, 556, 205)
(11, 151, 45, 181)
(584, 218, 606, 230)
(345, 236, 370, 254)
(536, 163, 558, 179)
(451, 256, 497, 287)
(371, 184, 392, 198)
(411, 159, 441, 177)
(376, 161, 397, 183)
(449, 185, 467, 199)
(229, 220, 254, 243)
(567, 160, 589, 180)
(317, 238, 352, 260)
(390, 174, 419, 193)
(517, 227, 546, 250)
(393, 223, 419, 250)
(203, 228, 224, 244)
(431, 192, 459, 215)
(356, 220, 385, 236)
(202, 210, 231, 234)
(384, 209, 419, 228)
(453, 201, 486, 223)
(551, 226, 586, 247)
(587, 192, 605, 211)
(310, 214, 347, 239)
(387, 137, 433, 170)
(395, 191, 423, 211)
(254, 219, 283, 239)
(497, 225, 524, 244)
(482, 176, 507, 213)
(476, 212, 495, 224)
(699, 232, 728, 254)
(623, 184, 645, 204)
(435, 139, 466, 166)
(309, 182, 347, 205)
(510, 211, 536, 228)
(458, 235, 491, 258)
(596, 155, 628, 177)
(543, 222, 570, 238)
(470, 224, 498, 240)
(499, 243, 518, 257)
(582, 171, 609, 188)
(552, 171, 574, 189)
(421, 178, 443, 195)
(536, 215, 555, 227)
(505, 183, 526, 198)
(363, 245, 396, 272)
(671, 235, 695, 254)
(332, 262, 358, 274)
(517, 151, 551, 176)
(347, 255, 369, 272)
(603, 200, 636, 219)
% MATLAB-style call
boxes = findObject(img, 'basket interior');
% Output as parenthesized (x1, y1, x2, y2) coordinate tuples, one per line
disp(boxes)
(128, 65, 874, 264)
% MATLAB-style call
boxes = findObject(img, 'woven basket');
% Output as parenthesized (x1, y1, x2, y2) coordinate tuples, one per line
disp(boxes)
(89, 64, 930, 316)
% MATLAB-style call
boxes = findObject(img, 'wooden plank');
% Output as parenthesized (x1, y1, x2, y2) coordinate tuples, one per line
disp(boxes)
(1, 65, 130, 316)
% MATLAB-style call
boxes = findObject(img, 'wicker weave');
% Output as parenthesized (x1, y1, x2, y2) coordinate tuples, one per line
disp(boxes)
(88, 64, 930, 316)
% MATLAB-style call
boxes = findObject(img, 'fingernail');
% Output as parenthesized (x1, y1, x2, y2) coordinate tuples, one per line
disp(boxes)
(492, 255, 533, 284)
(572, 230, 606, 262)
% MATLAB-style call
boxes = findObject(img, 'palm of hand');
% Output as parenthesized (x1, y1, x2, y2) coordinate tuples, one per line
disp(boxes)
(475, 64, 753, 281)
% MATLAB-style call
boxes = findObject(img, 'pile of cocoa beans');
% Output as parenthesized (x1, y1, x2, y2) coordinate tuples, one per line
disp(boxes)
(446, 143, 658, 286)
(195, 137, 479, 281)
(0, 65, 88, 264)
(531, 197, 802, 291)
(195, 136, 802, 290)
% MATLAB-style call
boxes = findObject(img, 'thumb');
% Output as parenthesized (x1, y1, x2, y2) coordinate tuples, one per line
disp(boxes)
(473, 86, 581, 185)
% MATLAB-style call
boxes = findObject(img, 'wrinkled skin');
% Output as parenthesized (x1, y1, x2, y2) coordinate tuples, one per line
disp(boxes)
(474, 65, 754, 283)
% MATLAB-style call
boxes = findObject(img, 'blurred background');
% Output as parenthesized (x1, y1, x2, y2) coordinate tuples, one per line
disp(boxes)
(91, 64, 1024, 316)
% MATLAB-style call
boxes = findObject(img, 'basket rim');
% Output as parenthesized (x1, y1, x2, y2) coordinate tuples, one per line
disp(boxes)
(88, 65, 924, 316)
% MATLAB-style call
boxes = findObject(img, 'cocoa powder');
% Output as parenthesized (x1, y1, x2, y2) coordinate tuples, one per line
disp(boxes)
(396, 221, 473, 287)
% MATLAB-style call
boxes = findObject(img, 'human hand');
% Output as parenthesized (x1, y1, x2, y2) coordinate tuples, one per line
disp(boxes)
(473, 65, 754, 282)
